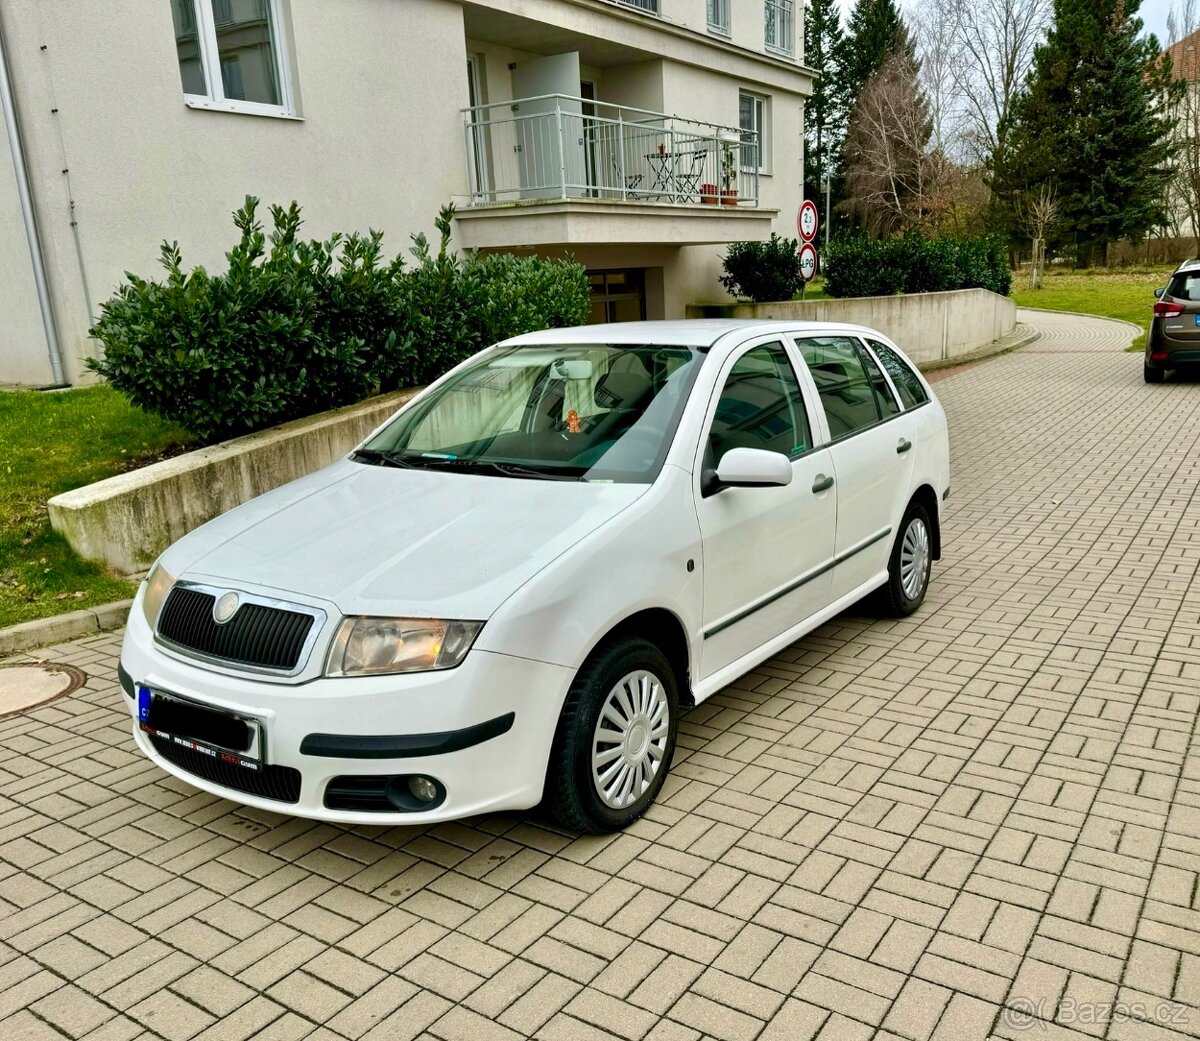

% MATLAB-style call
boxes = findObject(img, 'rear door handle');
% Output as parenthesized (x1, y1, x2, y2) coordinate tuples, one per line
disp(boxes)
(812, 474, 834, 493)
(897, 438, 913, 454)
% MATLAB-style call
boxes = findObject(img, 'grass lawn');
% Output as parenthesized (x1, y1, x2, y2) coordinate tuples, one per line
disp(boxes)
(1011, 266, 1172, 352)
(0, 386, 191, 629)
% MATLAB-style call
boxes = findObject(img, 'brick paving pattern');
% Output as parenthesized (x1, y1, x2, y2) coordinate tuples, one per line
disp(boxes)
(3, 308, 1200, 1041)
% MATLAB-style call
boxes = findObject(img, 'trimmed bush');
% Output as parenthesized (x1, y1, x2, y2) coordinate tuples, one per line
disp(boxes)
(719, 234, 804, 302)
(823, 231, 1012, 298)
(89, 199, 589, 441)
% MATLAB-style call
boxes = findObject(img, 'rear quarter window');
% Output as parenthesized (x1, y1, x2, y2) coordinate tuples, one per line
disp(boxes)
(1168, 273, 1200, 301)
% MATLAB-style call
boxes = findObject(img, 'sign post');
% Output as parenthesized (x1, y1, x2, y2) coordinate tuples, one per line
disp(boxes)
(797, 201, 819, 294)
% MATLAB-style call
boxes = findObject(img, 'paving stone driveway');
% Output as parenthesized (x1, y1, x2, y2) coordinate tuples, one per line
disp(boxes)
(4, 309, 1200, 1041)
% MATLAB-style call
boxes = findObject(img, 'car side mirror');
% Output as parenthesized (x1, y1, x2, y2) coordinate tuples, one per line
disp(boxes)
(1154, 287, 1166, 299)
(703, 447, 793, 496)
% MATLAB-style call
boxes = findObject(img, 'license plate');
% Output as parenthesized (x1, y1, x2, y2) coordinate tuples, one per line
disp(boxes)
(1194, 314, 1199, 326)
(138, 685, 264, 771)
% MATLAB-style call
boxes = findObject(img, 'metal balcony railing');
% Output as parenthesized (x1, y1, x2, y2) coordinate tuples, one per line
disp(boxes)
(462, 95, 759, 209)
(764, 0, 795, 54)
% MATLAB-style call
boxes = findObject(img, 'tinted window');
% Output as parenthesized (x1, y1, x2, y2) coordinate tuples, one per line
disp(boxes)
(795, 336, 881, 439)
(868, 340, 927, 409)
(709, 343, 810, 461)
(1168, 272, 1200, 301)
(860, 346, 900, 418)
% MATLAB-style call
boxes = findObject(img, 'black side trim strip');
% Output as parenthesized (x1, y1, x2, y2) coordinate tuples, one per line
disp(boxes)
(118, 661, 135, 699)
(704, 527, 892, 639)
(301, 712, 516, 759)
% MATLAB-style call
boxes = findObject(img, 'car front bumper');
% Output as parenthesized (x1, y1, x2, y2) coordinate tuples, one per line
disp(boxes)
(117, 606, 574, 825)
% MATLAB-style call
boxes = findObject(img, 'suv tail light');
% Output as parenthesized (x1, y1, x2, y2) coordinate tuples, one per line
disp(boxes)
(1154, 300, 1183, 318)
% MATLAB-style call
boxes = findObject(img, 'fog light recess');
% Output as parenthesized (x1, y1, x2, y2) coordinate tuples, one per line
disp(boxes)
(324, 774, 447, 813)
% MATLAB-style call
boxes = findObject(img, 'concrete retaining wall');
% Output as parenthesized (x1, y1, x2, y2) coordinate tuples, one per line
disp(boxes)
(688, 288, 1016, 364)
(48, 389, 418, 575)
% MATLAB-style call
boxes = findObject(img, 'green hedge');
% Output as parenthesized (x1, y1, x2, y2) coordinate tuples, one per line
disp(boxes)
(718, 233, 804, 303)
(88, 200, 589, 442)
(823, 232, 1012, 298)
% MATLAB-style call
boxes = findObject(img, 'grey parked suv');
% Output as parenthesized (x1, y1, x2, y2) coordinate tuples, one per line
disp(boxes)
(1146, 259, 1200, 382)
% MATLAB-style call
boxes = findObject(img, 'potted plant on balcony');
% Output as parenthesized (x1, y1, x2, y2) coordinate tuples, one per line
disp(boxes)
(700, 182, 718, 205)
(719, 133, 739, 205)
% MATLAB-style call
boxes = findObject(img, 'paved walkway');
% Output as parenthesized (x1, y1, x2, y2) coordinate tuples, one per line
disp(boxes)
(4, 310, 1200, 1041)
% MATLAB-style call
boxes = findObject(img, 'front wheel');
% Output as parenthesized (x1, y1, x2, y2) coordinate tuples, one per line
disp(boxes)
(546, 638, 678, 833)
(1144, 364, 1165, 384)
(878, 502, 933, 617)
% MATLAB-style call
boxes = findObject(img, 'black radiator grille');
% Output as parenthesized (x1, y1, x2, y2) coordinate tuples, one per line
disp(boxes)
(150, 734, 301, 803)
(157, 586, 314, 671)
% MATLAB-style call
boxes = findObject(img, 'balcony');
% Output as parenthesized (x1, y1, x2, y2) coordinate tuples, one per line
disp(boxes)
(456, 94, 773, 250)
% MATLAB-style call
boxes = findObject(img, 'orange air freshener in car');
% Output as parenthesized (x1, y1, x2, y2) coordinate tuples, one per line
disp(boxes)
(566, 409, 581, 434)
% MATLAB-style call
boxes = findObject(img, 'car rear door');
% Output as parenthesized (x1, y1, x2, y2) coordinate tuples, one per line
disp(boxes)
(694, 337, 837, 682)
(794, 335, 916, 601)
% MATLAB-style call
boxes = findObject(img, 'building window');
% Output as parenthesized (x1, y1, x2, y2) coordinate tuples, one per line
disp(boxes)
(615, 0, 659, 13)
(171, 0, 294, 115)
(739, 91, 766, 171)
(764, 0, 795, 54)
(707, 0, 730, 34)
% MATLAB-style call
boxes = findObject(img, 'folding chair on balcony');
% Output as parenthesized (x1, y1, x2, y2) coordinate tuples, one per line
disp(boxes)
(609, 153, 644, 199)
(675, 149, 709, 200)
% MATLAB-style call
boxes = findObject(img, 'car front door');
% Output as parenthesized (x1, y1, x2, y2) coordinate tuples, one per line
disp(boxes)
(694, 339, 837, 682)
(795, 335, 915, 600)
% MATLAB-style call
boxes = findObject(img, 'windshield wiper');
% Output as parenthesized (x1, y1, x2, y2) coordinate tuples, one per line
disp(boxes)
(416, 457, 576, 481)
(351, 448, 421, 469)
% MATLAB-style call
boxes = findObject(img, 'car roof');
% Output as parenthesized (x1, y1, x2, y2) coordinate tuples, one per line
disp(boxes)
(1174, 258, 1200, 274)
(499, 319, 886, 349)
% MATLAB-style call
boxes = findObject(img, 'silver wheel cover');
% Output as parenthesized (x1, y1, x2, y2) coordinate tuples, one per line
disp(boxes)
(591, 669, 670, 810)
(900, 516, 931, 601)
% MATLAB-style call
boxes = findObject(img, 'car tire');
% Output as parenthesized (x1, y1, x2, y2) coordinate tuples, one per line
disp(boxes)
(877, 501, 933, 618)
(546, 637, 679, 834)
(1144, 364, 1165, 383)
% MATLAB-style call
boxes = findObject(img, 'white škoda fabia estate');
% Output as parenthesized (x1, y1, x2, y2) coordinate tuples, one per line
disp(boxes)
(119, 321, 949, 833)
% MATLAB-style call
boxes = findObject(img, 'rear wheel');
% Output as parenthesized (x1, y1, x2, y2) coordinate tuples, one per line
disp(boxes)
(546, 637, 678, 834)
(1144, 363, 1166, 384)
(877, 502, 933, 617)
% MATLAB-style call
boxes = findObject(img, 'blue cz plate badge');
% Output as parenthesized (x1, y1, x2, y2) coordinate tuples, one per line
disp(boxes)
(1194, 314, 1200, 325)
(136, 684, 264, 771)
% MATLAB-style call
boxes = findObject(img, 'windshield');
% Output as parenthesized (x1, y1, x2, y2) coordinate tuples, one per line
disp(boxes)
(360, 344, 706, 483)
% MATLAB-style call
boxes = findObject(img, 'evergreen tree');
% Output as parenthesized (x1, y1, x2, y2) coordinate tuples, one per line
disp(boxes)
(843, 0, 914, 102)
(993, 0, 1180, 264)
(804, 0, 852, 213)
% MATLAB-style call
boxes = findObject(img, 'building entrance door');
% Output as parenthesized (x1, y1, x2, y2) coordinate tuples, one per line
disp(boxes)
(588, 269, 646, 323)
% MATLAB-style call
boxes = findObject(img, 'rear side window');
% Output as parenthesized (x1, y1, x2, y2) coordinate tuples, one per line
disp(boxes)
(795, 336, 881, 439)
(860, 348, 900, 418)
(1168, 273, 1200, 301)
(867, 340, 928, 410)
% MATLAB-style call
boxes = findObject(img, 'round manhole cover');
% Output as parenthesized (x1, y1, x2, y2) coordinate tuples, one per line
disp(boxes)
(0, 663, 87, 717)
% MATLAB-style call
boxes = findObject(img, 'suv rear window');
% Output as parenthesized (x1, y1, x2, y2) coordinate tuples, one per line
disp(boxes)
(1168, 272, 1200, 301)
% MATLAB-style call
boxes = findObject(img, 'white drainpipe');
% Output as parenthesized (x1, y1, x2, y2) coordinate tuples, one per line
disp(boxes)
(0, 12, 66, 386)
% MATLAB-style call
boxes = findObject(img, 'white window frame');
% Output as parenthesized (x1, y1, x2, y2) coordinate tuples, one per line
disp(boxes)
(180, 0, 296, 118)
(707, 0, 731, 35)
(739, 90, 768, 173)
(764, 0, 795, 56)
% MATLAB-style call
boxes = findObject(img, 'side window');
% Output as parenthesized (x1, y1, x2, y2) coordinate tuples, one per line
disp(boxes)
(709, 342, 810, 461)
(868, 339, 928, 409)
(858, 345, 900, 418)
(795, 336, 881, 439)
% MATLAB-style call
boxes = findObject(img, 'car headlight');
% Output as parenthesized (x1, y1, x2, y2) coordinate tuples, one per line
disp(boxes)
(141, 563, 177, 629)
(324, 617, 484, 677)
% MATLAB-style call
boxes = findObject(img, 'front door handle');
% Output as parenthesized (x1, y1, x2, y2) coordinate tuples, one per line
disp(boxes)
(896, 438, 913, 454)
(812, 474, 834, 493)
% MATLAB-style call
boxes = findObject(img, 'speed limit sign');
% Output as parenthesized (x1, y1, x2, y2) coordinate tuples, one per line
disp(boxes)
(798, 242, 818, 282)
(798, 200, 819, 242)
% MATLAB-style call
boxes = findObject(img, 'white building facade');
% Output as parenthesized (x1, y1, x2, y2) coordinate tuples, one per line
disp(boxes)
(0, 0, 811, 386)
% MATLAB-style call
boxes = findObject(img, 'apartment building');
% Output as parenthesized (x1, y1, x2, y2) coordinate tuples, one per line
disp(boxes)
(0, 0, 812, 386)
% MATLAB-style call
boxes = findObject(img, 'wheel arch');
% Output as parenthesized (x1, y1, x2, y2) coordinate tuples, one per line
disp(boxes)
(910, 484, 942, 560)
(584, 607, 694, 710)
